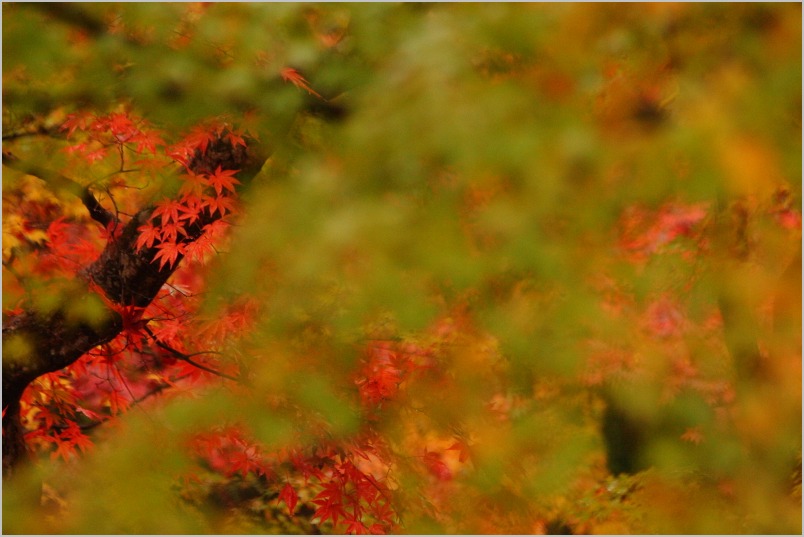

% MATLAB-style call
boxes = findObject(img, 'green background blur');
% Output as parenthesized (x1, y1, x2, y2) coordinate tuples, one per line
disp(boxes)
(3, 3, 801, 533)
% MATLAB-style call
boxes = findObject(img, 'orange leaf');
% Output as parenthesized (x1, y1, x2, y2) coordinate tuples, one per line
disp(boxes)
(152, 241, 186, 270)
(281, 67, 323, 99)
(207, 165, 241, 195)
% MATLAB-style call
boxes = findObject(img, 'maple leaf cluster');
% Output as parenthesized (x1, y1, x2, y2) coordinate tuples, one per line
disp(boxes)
(137, 164, 240, 271)
(7, 111, 252, 468)
(137, 123, 248, 270)
(174, 321, 503, 533)
(185, 424, 399, 533)
(9, 105, 797, 533)
(62, 110, 164, 164)
(354, 340, 431, 408)
(4, 2, 801, 534)
(16, 266, 239, 463)
(4, 108, 436, 534)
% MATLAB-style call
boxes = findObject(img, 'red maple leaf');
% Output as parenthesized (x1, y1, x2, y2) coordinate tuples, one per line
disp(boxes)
(35, 406, 61, 430)
(205, 193, 237, 217)
(227, 444, 262, 477)
(152, 198, 186, 225)
(179, 171, 210, 197)
(225, 130, 248, 148)
(183, 124, 216, 154)
(278, 482, 299, 516)
(49, 422, 93, 461)
(102, 112, 137, 140)
(84, 147, 108, 163)
(313, 481, 347, 526)
(158, 222, 188, 243)
(61, 111, 94, 137)
(177, 194, 205, 224)
(152, 241, 186, 270)
(62, 423, 94, 453)
(344, 520, 369, 535)
(183, 232, 217, 264)
(136, 223, 162, 251)
(63, 142, 89, 155)
(131, 128, 165, 154)
(207, 166, 241, 195)
(357, 368, 401, 405)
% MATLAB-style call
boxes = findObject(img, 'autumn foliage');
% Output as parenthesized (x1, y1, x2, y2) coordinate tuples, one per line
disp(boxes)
(3, 3, 802, 534)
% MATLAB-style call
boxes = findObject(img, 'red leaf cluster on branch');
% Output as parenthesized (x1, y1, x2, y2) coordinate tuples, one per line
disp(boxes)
(63, 110, 165, 164)
(3, 110, 251, 473)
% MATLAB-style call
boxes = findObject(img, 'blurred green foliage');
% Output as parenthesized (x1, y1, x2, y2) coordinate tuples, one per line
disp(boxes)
(3, 2, 801, 534)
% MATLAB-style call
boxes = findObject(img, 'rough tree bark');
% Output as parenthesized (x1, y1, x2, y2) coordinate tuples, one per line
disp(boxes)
(2, 135, 251, 476)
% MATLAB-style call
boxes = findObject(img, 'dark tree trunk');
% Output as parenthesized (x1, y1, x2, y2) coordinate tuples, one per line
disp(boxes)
(3, 309, 123, 473)
(2, 134, 251, 476)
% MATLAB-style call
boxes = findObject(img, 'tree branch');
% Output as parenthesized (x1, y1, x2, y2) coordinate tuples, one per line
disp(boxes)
(143, 325, 240, 383)
(2, 135, 253, 476)
(81, 189, 117, 228)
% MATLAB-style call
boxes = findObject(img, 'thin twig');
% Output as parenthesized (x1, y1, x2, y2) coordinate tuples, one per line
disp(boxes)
(143, 325, 240, 382)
